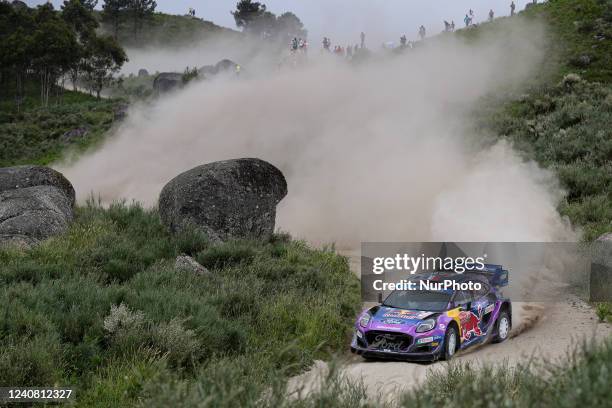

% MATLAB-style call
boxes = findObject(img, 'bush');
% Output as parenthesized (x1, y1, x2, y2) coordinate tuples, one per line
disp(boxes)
(0, 203, 360, 405)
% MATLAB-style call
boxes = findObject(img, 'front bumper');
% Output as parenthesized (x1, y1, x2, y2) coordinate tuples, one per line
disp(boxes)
(351, 330, 443, 362)
(350, 344, 440, 361)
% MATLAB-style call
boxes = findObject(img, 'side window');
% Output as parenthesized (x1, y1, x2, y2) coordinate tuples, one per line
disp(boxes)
(454, 290, 472, 306)
(473, 281, 490, 299)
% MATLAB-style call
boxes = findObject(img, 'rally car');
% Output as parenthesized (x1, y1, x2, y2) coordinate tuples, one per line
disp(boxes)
(351, 265, 511, 361)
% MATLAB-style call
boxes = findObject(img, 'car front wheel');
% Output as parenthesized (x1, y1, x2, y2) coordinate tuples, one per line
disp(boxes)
(441, 326, 458, 360)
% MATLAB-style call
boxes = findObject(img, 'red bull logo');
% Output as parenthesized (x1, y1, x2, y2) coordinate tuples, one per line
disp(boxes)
(459, 306, 483, 340)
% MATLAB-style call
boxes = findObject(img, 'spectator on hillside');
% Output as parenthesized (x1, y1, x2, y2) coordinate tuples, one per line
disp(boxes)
(418, 25, 426, 40)
(400, 34, 407, 47)
(322, 37, 331, 51)
(451, 20, 455, 31)
(489, 9, 494, 21)
(360, 32, 366, 48)
(511, 1, 516, 16)
(464, 14, 471, 27)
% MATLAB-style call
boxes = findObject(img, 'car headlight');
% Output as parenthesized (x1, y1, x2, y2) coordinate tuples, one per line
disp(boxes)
(416, 318, 436, 333)
(359, 314, 371, 328)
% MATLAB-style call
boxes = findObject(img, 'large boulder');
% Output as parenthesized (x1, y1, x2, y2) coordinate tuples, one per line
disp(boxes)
(215, 59, 238, 73)
(0, 185, 73, 244)
(153, 72, 183, 93)
(198, 65, 218, 76)
(159, 158, 287, 242)
(0, 166, 75, 247)
(0, 165, 75, 206)
(590, 233, 612, 302)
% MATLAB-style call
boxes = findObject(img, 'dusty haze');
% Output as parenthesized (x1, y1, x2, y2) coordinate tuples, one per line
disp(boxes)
(56, 19, 576, 246)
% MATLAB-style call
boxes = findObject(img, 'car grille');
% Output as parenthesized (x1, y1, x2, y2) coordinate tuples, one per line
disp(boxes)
(365, 331, 413, 352)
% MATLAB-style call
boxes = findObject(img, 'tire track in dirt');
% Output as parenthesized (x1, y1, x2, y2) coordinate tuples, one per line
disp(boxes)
(289, 251, 612, 402)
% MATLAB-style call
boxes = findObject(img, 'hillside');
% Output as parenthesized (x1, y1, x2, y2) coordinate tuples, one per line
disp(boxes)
(467, 0, 612, 240)
(97, 11, 242, 48)
(0, 85, 124, 168)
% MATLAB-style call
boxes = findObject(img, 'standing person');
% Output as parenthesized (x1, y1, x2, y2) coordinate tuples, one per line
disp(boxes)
(347, 45, 353, 58)
(451, 20, 455, 31)
(510, 1, 516, 16)
(444, 20, 450, 32)
(464, 14, 470, 27)
(400, 34, 407, 47)
(360, 31, 366, 48)
(419, 25, 426, 40)
(469, 9, 475, 24)
(489, 9, 494, 21)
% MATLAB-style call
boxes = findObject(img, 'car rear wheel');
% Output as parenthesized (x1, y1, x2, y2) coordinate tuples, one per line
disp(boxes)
(441, 326, 458, 360)
(492, 310, 510, 343)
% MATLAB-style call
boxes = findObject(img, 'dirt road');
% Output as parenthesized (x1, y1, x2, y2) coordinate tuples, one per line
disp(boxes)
(290, 251, 612, 402)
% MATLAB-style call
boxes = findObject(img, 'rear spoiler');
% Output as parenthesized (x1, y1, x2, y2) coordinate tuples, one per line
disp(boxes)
(464, 264, 509, 288)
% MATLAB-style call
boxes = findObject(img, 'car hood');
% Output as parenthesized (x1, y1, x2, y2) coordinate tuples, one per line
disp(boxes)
(369, 306, 438, 328)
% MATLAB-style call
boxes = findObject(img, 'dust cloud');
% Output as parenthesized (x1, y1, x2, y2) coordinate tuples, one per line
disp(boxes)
(56, 19, 577, 247)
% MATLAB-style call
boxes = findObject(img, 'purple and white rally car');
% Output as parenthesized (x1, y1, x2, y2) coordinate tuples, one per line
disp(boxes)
(351, 265, 511, 361)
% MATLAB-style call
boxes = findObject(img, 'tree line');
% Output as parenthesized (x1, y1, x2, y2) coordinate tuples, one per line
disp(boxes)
(232, 0, 307, 41)
(0, 0, 127, 109)
(101, 0, 156, 40)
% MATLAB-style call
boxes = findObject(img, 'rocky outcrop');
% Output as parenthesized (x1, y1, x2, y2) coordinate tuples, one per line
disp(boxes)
(590, 232, 612, 302)
(175, 255, 211, 275)
(0, 166, 75, 247)
(62, 127, 89, 143)
(0, 165, 75, 206)
(215, 59, 237, 73)
(159, 158, 287, 242)
(198, 59, 238, 78)
(153, 72, 183, 93)
(0, 186, 73, 244)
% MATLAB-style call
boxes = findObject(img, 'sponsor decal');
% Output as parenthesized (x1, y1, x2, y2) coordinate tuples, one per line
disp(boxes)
(484, 304, 495, 314)
(417, 337, 434, 344)
(382, 309, 432, 320)
(459, 306, 483, 340)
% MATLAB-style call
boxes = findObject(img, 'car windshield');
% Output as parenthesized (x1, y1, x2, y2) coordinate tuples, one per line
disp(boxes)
(383, 290, 451, 312)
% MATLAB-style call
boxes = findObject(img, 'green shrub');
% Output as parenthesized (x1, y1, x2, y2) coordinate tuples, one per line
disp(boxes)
(595, 302, 612, 322)
(0, 203, 359, 405)
(196, 242, 257, 269)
